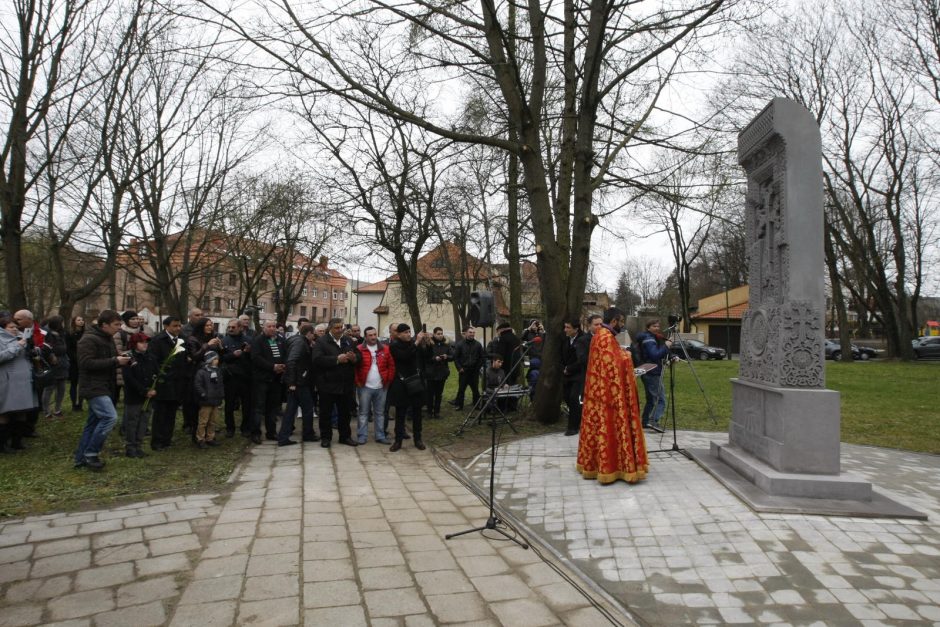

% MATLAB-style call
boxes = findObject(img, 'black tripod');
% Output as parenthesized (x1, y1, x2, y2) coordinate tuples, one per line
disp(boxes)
(445, 410, 529, 549)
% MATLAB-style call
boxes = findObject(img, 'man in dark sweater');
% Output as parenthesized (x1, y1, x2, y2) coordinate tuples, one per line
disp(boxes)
(250, 320, 287, 444)
(449, 326, 483, 410)
(74, 310, 130, 470)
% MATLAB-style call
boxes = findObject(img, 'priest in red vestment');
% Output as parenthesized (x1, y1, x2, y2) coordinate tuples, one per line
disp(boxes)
(576, 307, 649, 484)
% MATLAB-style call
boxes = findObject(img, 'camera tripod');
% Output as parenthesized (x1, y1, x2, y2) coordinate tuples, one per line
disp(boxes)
(645, 321, 718, 456)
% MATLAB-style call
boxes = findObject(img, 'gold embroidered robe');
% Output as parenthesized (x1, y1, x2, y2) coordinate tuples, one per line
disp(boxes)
(575, 326, 648, 484)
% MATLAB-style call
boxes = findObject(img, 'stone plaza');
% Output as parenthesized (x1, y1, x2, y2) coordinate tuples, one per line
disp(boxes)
(0, 430, 937, 626)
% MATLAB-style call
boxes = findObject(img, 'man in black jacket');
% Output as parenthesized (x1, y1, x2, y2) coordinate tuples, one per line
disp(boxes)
(561, 319, 591, 436)
(148, 316, 188, 451)
(450, 326, 483, 410)
(278, 323, 319, 446)
(311, 318, 360, 448)
(250, 320, 287, 444)
(221, 319, 252, 437)
(73, 310, 131, 470)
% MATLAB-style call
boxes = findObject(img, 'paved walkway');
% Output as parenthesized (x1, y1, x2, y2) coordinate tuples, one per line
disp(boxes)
(0, 441, 621, 626)
(460, 430, 940, 626)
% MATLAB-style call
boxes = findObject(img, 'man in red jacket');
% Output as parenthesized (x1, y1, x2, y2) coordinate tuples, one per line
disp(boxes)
(354, 326, 395, 444)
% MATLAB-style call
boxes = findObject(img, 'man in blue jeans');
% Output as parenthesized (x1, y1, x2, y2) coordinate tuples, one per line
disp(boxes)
(635, 319, 673, 432)
(74, 310, 131, 470)
(354, 327, 394, 444)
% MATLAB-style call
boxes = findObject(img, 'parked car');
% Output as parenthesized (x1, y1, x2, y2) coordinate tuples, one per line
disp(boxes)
(825, 339, 878, 360)
(913, 336, 940, 359)
(671, 338, 726, 361)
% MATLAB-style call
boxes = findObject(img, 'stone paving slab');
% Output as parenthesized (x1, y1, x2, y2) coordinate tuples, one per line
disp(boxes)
(462, 430, 940, 626)
(0, 430, 624, 626)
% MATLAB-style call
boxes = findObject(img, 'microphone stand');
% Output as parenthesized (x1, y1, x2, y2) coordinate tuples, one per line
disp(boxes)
(646, 322, 689, 458)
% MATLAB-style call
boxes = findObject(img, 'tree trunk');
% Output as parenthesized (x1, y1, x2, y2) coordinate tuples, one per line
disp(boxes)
(1, 218, 27, 309)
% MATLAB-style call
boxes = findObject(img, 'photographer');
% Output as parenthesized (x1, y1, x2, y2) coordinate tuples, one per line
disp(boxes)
(634, 319, 673, 432)
(521, 319, 545, 360)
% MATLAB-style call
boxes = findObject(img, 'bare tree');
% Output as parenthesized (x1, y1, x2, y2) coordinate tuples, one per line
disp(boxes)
(716, 2, 937, 358)
(0, 0, 109, 310)
(196, 0, 738, 421)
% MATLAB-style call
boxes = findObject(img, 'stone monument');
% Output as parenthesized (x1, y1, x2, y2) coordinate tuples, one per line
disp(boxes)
(690, 98, 924, 518)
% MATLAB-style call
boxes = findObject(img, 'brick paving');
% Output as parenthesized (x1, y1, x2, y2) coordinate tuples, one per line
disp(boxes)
(3, 428, 938, 626)
(461, 430, 940, 626)
(0, 441, 621, 626)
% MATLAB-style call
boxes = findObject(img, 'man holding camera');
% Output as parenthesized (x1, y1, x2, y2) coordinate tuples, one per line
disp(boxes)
(634, 319, 672, 432)
(74, 310, 131, 470)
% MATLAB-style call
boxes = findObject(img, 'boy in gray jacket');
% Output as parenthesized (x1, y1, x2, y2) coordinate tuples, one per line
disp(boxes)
(193, 351, 224, 448)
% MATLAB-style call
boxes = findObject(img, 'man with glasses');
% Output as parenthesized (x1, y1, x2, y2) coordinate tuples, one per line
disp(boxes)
(221, 318, 252, 437)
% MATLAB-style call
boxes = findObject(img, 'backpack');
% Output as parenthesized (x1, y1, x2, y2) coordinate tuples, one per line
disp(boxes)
(629, 340, 643, 367)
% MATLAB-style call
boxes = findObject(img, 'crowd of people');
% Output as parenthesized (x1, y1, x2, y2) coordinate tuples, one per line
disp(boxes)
(1, 303, 675, 482)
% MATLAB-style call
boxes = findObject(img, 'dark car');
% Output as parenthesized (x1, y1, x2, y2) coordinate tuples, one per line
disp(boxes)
(671, 338, 726, 361)
(913, 336, 940, 359)
(825, 339, 878, 361)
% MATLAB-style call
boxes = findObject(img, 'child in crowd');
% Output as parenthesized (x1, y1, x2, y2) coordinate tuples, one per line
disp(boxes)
(121, 333, 157, 458)
(193, 351, 224, 449)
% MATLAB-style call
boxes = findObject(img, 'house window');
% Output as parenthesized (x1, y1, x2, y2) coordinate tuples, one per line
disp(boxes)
(201, 298, 210, 311)
(126, 295, 136, 308)
(227, 298, 236, 311)
(228, 273, 237, 287)
(302, 284, 308, 296)
(214, 297, 222, 312)
(427, 286, 445, 304)
(311, 288, 317, 298)
(214, 272, 223, 287)
(321, 307, 327, 319)
(258, 301, 266, 312)
(300, 305, 307, 318)
(127, 273, 136, 284)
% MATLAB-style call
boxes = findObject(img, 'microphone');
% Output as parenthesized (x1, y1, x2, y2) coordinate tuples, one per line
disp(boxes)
(522, 336, 543, 347)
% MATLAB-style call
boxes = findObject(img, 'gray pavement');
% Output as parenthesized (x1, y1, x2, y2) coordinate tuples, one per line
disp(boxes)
(0, 441, 619, 626)
(3, 430, 939, 626)
(460, 430, 940, 626)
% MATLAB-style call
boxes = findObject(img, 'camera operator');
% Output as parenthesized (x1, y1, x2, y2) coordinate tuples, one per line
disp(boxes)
(634, 319, 673, 432)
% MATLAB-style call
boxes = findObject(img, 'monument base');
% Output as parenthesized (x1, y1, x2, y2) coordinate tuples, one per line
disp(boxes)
(688, 444, 927, 520)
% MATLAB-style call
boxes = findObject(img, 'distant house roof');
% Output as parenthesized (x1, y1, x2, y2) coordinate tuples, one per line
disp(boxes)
(373, 305, 389, 314)
(692, 304, 749, 321)
(356, 280, 388, 294)
(384, 242, 492, 282)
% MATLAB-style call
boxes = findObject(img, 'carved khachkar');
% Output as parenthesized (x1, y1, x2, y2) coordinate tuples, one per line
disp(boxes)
(738, 103, 825, 389)
(687, 99, 925, 516)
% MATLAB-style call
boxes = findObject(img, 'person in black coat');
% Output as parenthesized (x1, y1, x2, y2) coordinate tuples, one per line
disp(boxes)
(221, 319, 252, 437)
(561, 319, 591, 436)
(66, 316, 85, 410)
(450, 326, 484, 410)
(147, 317, 189, 450)
(121, 333, 157, 457)
(492, 322, 522, 385)
(311, 318, 360, 448)
(278, 323, 320, 446)
(421, 327, 452, 419)
(388, 324, 431, 451)
(249, 320, 287, 444)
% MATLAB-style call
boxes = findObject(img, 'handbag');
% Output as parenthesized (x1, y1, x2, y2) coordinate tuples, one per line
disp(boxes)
(401, 373, 425, 396)
(32, 357, 55, 389)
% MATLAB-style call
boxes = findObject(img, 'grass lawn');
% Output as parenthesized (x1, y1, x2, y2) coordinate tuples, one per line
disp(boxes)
(0, 408, 250, 519)
(2, 359, 934, 518)
(668, 359, 940, 454)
